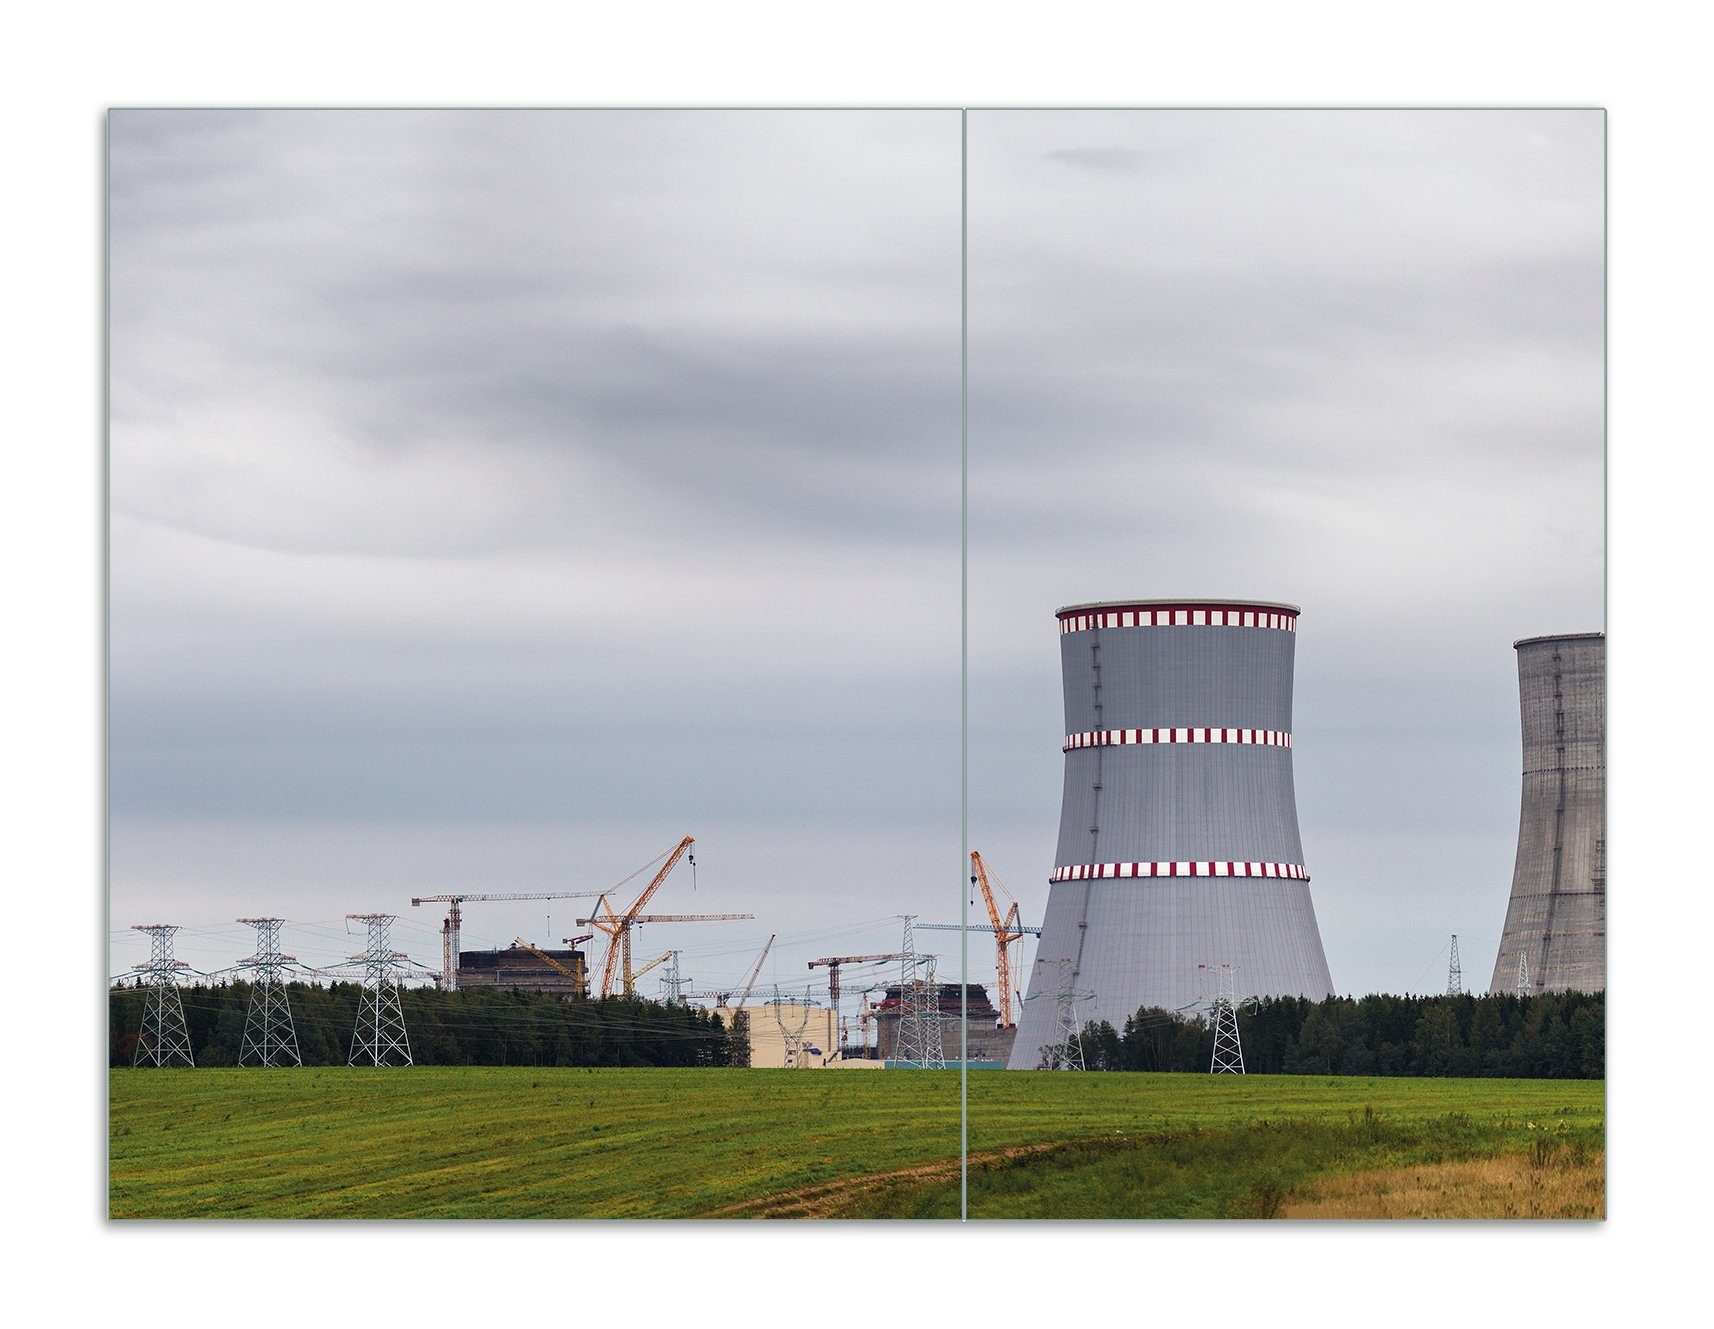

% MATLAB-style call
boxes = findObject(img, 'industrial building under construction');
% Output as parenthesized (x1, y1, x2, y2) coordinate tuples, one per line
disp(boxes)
(457, 943, 588, 998)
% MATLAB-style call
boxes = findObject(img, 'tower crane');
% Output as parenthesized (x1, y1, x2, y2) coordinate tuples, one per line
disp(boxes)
(573, 838, 748, 997)
(915, 851, 1033, 1026)
(409, 890, 603, 991)
(807, 953, 906, 1018)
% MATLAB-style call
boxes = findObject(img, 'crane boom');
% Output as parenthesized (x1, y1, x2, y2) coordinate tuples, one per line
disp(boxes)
(970, 850, 1026, 1027)
(411, 891, 601, 904)
(623, 912, 754, 924)
(807, 952, 905, 1013)
(510, 937, 589, 997)
(734, 933, 775, 1010)
(586, 836, 695, 997)
(628, 951, 673, 985)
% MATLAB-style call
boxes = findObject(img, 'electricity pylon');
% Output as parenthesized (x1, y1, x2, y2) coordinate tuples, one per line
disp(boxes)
(662, 950, 685, 1004)
(920, 955, 946, 1067)
(1516, 951, 1532, 998)
(131, 924, 195, 1067)
(772, 986, 812, 1068)
(1203, 962, 1245, 1074)
(236, 917, 302, 1067)
(347, 914, 413, 1066)
(893, 916, 946, 1068)
(1022, 959, 1089, 1069)
(1049, 959, 1087, 1070)
(1446, 934, 1463, 996)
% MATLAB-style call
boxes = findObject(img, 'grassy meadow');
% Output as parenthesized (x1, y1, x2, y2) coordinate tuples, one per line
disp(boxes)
(109, 1067, 1603, 1219)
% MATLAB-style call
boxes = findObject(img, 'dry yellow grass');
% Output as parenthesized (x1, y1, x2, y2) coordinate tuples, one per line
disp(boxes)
(1281, 1149, 1605, 1219)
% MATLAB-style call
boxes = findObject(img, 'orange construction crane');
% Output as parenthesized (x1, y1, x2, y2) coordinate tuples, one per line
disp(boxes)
(970, 850, 1026, 1027)
(579, 836, 693, 997)
(578, 837, 751, 997)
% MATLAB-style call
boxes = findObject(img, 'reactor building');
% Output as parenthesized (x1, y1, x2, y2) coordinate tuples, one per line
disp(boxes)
(1489, 632, 1606, 995)
(1008, 599, 1335, 1069)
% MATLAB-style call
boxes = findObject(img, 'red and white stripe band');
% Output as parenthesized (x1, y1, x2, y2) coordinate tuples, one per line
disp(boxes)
(1050, 861, 1310, 882)
(1059, 607, 1297, 634)
(1063, 727, 1291, 751)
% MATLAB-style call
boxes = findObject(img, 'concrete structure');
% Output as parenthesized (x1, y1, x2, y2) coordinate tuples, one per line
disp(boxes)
(873, 983, 1015, 1064)
(1489, 632, 1606, 994)
(1009, 599, 1335, 1069)
(716, 1000, 837, 1068)
(456, 943, 587, 998)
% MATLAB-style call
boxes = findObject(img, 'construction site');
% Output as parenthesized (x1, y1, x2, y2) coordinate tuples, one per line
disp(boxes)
(114, 605, 1606, 1077)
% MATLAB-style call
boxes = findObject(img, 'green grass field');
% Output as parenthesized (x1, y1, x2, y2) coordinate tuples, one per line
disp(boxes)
(108, 1068, 1603, 1219)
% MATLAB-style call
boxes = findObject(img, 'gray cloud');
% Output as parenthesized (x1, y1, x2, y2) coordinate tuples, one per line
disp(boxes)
(109, 110, 962, 987)
(1043, 146, 1158, 173)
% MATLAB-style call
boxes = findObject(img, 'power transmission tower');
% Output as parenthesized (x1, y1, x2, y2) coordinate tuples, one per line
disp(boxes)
(892, 916, 946, 1068)
(236, 917, 302, 1067)
(1446, 934, 1463, 996)
(1203, 962, 1245, 1074)
(921, 955, 946, 1067)
(772, 986, 812, 1067)
(1049, 959, 1086, 1070)
(1516, 951, 1531, 998)
(663, 950, 685, 1004)
(347, 914, 413, 1066)
(130, 924, 194, 1067)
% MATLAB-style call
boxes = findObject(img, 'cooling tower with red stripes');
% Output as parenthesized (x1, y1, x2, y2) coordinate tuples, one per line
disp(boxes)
(1009, 598, 1335, 1069)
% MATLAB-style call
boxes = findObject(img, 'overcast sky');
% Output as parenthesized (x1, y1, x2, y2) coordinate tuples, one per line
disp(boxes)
(967, 110, 1603, 996)
(109, 108, 1601, 1008)
(109, 110, 962, 998)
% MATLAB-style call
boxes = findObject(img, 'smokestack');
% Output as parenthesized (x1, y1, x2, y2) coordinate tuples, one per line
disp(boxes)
(1489, 632, 1606, 994)
(1009, 599, 1335, 1069)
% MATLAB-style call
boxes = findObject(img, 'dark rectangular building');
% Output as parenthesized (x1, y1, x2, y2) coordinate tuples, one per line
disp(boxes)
(457, 944, 587, 998)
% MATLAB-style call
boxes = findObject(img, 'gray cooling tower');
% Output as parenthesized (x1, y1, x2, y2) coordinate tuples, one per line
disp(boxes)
(1009, 599, 1335, 1069)
(1489, 632, 1606, 994)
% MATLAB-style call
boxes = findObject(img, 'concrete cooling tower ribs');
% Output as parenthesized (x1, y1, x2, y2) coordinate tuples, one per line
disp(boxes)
(1008, 599, 1336, 1070)
(1489, 633, 1605, 995)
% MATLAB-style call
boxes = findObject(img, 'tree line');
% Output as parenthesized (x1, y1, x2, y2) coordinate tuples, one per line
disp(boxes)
(109, 980, 748, 1068)
(1058, 990, 1603, 1079)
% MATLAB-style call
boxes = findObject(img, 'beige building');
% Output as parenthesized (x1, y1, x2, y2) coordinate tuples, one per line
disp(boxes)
(715, 1001, 837, 1068)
